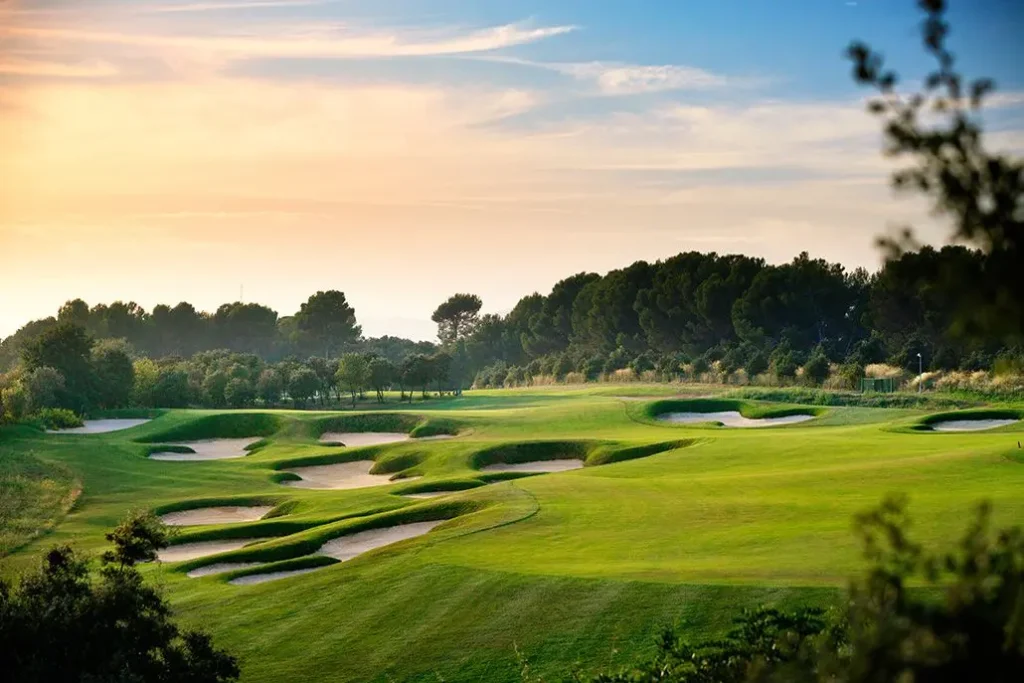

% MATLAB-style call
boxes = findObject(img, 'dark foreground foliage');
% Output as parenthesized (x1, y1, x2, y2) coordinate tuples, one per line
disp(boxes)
(569, 496, 1023, 682)
(0, 512, 240, 683)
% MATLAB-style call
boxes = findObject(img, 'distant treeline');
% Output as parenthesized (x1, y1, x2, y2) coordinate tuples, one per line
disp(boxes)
(1, 246, 1022, 420)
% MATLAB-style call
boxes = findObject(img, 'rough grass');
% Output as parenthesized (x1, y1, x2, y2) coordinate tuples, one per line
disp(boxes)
(0, 444, 79, 557)
(2, 385, 1023, 682)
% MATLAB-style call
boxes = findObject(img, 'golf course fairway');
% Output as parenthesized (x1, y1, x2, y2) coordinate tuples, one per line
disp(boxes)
(2, 386, 1023, 681)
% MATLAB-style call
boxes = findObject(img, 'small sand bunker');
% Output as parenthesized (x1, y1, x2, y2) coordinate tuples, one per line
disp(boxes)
(157, 538, 269, 563)
(658, 411, 814, 428)
(187, 562, 263, 578)
(48, 419, 150, 434)
(149, 438, 259, 461)
(481, 459, 584, 473)
(930, 419, 1019, 432)
(318, 521, 442, 562)
(160, 505, 273, 526)
(401, 491, 452, 499)
(229, 568, 320, 585)
(318, 432, 409, 447)
(282, 461, 400, 490)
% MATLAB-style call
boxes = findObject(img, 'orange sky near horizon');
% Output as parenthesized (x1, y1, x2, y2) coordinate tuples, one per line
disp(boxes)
(2, 0, 1020, 341)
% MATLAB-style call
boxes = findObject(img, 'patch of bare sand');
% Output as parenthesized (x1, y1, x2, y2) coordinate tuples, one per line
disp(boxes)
(931, 419, 1019, 432)
(317, 521, 442, 562)
(229, 568, 320, 585)
(48, 419, 150, 434)
(157, 538, 270, 563)
(318, 432, 409, 447)
(149, 438, 259, 461)
(160, 506, 273, 526)
(658, 411, 814, 428)
(187, 562, 263, 578)
(283, 461, 419, 490)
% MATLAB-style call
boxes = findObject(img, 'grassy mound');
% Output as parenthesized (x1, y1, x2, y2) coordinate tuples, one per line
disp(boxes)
(311, 413, 462, 439)
(138, 413, 286, 443)
(641, 398, 822, 422)
(178, 499, 479, 571)
(587, 439, 696, 466)
(0, 447, 79, 557)
(470, 441, 595, 470)
(725, 387, 976, 409)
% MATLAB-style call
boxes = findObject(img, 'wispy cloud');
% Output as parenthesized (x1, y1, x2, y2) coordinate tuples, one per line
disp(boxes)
(0, 58, 118, 78)
(488, 57, 760, 96)
(4, 22, 578, 61)
(147, 1, 333, 13)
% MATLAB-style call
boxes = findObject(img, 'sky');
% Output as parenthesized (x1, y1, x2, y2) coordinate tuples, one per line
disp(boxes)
(1, 0, 1022, 342)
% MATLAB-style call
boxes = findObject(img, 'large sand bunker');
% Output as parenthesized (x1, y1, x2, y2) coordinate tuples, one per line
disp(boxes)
(149, 438, 259, 461)
(229, 568, 320, 585)
(48, 419, 150, 434)
(282, 461, 411, 490)
(658, 411, 814, 428)
(318, 432, 410, 447)
(318, 521, 442, 562)
(157, 538, 269, 563)
(187, 562, 263, 578)
(930, 418, 1019, 432)
(160, 505, 273, 526)
(480, 459, 584, 473)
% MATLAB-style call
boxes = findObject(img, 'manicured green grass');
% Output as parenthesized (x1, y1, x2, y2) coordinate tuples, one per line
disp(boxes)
(2, 387, 1023, 681)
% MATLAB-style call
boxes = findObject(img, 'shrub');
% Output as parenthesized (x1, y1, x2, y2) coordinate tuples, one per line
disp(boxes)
(34, 408, 84, 430)
(802, 352, 831, 386)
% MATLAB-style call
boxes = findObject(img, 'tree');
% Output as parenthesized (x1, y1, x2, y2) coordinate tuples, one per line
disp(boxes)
(306, 356, 339, 405)
(202, 370, 230, 408)
(367, 357, 395, 403)
(102, 510, 170, 568)
(401, 354, 432, 401)
(256, 368, 284, 406)
(287, 367, 319, 408)
(802, 348, 831, 386)
(432, 294, 483, 346)
(295, 291, 361, 359)
(24, 367, 66, 412)
(223, 377, 255, 408)
(848, 0, 1022, 342)
(335, 353, 370, 408)
(21, 322, 95, 413)
(91, 338, 135, 409)
(0, 514, 239, 683)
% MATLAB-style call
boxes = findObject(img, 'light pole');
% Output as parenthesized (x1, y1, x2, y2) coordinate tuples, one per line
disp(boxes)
(917, 352, 923, 393)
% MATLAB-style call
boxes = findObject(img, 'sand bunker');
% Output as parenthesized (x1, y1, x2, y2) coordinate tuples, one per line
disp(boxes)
(318, 432, 410, 447)
(187, 562, 263, 578)
(930, 419, 1019, 432)
(401, 491, 452, 499)
(318, 521, 442, 562)
(160, 506, 273, 526)
(480, 459, 585, 473)
(282, 461, 400, 490)
(229, 568, 320, 585)
(48, 419, 150, 434)
(149, 438, 259, 461)
(157, 538, 269, 563)
(658, 411, 814, 428)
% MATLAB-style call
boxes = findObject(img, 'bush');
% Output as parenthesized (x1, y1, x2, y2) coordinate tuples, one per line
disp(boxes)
(802, 352, 831, 386)
(33, 408, 84, 430)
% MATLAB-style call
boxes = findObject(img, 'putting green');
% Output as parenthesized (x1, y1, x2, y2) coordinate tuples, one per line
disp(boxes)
(2, 387, 1022, 682)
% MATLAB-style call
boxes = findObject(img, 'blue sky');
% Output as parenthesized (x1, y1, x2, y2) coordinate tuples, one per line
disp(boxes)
(1, 0, 1022, 340)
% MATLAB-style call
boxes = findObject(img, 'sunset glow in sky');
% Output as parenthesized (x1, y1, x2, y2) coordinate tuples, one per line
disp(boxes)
(2, 0, 1022, 340)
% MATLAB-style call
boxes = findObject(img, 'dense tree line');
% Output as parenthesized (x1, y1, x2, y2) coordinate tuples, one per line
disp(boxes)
(0, 290, 433, 372)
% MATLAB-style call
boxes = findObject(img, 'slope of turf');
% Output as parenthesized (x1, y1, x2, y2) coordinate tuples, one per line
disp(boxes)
(2, 389, 1023, 681)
